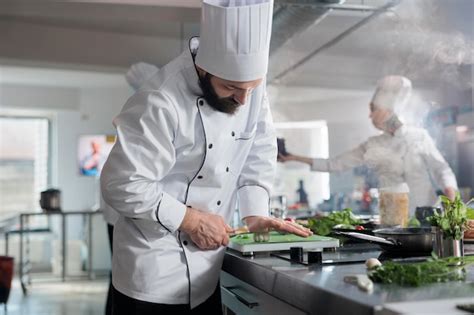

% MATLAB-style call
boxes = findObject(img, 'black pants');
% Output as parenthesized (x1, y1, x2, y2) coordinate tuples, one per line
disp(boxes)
(105, 224, 114, 315)
(112, 284, 223, 315)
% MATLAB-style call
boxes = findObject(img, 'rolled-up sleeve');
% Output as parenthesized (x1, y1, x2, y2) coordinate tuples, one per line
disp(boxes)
(238, 92, 277, 219)
(100, 91, 186, 233)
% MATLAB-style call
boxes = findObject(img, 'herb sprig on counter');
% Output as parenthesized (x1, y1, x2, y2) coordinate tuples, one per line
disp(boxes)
(428, 194, 473, 240)
(368, 255, 474, 287)
(308, 208, 362, 236)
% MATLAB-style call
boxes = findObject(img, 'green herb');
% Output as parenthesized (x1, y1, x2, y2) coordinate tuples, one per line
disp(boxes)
(308, 208, 362, 236)
(428, 193, 473, 240)
(368, 254, 474, 287)
(407, 216, 421, 228)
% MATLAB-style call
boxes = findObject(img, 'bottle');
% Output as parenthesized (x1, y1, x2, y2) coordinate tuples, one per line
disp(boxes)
(296, 179, 309, 208)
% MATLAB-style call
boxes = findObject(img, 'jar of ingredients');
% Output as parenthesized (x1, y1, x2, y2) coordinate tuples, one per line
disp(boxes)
(378, 184, 409, 226)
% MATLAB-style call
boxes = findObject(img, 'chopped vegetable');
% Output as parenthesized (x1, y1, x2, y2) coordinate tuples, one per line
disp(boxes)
(253, 231, 270, 242)
(428, 194, 473, 240)
(365, 258, 382, 270)
(355, 225, 365, 231)
(368, 254, 474, 287)
(344, 275, 374, 293)
(307, 208, 362, 236)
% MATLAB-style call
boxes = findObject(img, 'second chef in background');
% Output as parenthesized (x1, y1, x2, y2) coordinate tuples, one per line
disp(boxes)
(279, 75, 458, 216)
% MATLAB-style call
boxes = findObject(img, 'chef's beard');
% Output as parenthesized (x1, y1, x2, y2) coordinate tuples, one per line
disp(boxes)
(198, 72, 240, 115)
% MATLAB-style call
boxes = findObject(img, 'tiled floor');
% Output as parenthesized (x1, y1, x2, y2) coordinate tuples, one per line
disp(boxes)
(4, 278, 109, 315)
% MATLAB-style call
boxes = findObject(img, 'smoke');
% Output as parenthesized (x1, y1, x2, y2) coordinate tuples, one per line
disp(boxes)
(396, 91, 433, 127)
(382, 0, 473, 89)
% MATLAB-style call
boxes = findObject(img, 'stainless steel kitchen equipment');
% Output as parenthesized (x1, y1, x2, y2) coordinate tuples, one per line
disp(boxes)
(337, 228, 433, 253)
(432, 227, 464, 258)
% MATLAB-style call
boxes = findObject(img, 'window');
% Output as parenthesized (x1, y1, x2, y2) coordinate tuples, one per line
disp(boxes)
(274, 120, 330, 208)
(0, 117, 50, 214)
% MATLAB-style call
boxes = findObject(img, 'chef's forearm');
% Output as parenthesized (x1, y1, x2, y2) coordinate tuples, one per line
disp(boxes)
(291, 155, 314, 166)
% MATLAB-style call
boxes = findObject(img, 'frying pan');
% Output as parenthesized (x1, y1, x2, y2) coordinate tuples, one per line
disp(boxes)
(336, 227, 433, 253)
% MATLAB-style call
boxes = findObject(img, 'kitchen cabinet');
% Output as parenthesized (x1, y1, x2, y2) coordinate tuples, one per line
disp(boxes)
(222, 246, 474, 315)
(221, 271, 307, 315)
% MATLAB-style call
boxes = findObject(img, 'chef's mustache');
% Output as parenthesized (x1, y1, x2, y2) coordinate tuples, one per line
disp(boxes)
(198, 72, 240, 115)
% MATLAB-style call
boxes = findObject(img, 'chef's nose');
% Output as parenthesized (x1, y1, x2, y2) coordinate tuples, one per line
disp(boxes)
(234, 89, 251, 105)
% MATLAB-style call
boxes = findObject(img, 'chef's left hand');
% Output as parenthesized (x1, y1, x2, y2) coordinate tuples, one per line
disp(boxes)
(243, 216, 313, 238)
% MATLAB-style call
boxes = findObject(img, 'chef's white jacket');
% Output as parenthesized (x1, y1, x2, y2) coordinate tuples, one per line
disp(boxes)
(312, 125, 458, 214)
(100, 44, 277, 308)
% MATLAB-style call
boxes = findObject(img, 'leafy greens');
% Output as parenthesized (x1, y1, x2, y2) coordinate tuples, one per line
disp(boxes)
(308, 208, 362, 236)
(368, 254, 474, 287)
(428, 194, 473, 240)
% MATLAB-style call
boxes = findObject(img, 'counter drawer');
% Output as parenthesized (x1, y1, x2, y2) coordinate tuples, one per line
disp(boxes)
(221, 271, 307, 315)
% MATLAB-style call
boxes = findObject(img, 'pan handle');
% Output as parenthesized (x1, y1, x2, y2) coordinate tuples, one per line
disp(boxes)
(336, 231, 399, 246)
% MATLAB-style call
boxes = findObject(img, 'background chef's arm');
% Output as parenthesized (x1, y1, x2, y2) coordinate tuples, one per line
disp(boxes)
(238, 92, 277, 220)
(420, 130, 458, 199)
(100, 91, 187, 233)
(311, 144, 366, 172)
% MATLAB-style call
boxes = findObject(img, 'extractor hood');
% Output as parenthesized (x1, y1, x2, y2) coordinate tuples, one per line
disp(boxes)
(269, 0, 401, 84)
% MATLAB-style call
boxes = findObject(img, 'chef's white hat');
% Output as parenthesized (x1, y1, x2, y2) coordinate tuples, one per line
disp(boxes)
(371, 75, 412, 110)
(195, 0, 274, 82)
(125, 62, 159, 90)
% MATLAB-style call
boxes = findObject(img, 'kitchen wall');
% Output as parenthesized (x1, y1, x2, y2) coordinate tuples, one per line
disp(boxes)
(0, 77, 131, 270)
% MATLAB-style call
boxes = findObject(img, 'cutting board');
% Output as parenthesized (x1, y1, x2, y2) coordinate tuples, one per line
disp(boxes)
(228, 231, 339, 254)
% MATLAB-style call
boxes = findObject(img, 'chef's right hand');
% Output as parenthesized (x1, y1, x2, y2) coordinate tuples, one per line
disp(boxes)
(179, 207, 232, 250)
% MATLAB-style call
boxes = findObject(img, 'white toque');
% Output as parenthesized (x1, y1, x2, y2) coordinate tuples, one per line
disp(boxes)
(371, 75, 412, 111)
(195, 0, 274, 82)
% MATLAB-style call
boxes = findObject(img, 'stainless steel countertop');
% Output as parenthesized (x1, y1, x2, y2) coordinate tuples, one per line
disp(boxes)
(222, 244, 474, 315)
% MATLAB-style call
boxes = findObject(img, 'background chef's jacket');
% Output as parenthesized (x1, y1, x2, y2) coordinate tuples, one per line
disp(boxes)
(311, 125, 458, 214)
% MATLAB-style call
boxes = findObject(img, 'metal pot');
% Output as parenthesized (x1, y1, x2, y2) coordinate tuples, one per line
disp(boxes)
(337, 227, 433, 253)
(431, 227, 464, 258)
(39, 189, 62, 212)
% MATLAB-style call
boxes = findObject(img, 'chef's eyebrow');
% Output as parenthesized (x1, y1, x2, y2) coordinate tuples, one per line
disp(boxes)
(226, 84, 254, 91)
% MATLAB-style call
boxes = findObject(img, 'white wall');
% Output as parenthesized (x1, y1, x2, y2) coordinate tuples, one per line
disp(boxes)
(0, 77, 131, 271)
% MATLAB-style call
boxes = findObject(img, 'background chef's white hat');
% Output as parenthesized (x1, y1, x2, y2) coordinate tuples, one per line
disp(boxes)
(125, 62, 159, 90)
(195, 0, 274, 82)
(371, 75, 412, 111)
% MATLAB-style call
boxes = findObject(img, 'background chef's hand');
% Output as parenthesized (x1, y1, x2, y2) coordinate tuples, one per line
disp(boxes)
(277, 152, 294, 162)
(180, 207, 233, 250)
(243, 216, 313, 238)
(443, 187, 456, 201)
(278, 153, 314, 167)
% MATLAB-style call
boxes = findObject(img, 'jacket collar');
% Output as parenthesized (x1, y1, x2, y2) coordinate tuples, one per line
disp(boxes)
(182, 37, 203, 97)
(393, 124, 407, 137)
